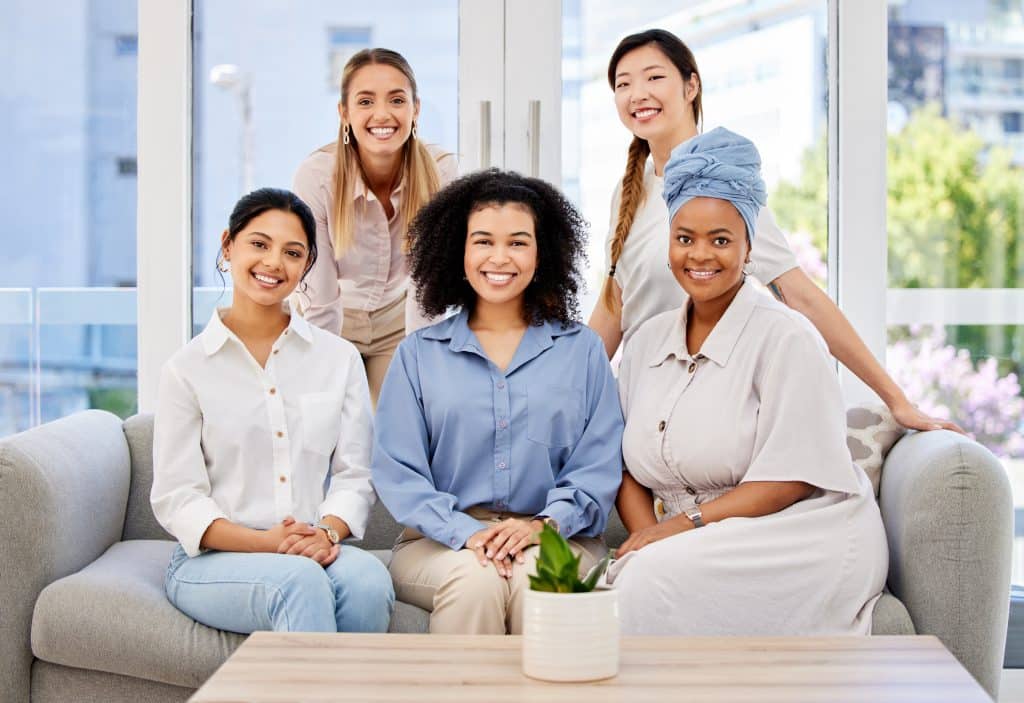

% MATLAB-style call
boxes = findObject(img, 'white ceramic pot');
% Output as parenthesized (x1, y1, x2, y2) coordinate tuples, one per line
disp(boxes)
(521, 588, 619, 682)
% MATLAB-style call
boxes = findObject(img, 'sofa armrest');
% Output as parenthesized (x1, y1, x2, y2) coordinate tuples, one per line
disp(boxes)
(880, 429, 1012, 699)
(0, 410, 131, 703)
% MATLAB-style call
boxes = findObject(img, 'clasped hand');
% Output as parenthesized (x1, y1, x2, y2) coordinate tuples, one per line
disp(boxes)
(465, 518, 544, 579)
(266, 516, 339, 566)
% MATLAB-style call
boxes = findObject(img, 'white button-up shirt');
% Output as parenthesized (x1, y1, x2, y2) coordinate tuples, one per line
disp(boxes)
(151, 305, 375, 557)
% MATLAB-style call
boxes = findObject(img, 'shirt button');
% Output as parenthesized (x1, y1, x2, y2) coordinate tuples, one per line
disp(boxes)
(273, 349, 279, 355)
(498, 461, 507, 469)
(279, 475, 287, 483)
(276, 431, 284, 438)
(685, 486, 696, 495)
(497, 500, 506, 508)
(269, 387, 277, 395)
(498, 419, 508, 429)
(688, 362, 697, 373)
(658, 420, 666, 432)
(497, 381, 505, 389)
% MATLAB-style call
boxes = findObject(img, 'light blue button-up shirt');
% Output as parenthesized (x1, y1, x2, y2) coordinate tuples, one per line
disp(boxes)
(372, 309, 624, 550)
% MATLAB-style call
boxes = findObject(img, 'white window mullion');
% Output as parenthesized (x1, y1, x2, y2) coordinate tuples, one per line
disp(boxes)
(834, 0, 888, 404)
(137, 0, 192, 412)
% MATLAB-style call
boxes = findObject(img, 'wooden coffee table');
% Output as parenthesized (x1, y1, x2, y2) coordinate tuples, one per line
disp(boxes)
(189, 633, 990, 702)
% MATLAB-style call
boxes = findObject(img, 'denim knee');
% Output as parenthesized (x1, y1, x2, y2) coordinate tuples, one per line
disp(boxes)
(329, 548, 395, 632)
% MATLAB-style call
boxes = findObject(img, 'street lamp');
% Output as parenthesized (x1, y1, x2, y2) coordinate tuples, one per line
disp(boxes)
(209, 64, 254, 193)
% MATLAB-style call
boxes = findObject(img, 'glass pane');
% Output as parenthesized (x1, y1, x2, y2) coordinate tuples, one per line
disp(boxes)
(191, 0, 459, 331)
(0, 2, 138, 437)
(887, 1, 1024, 583)
(562, 0, 830, 318)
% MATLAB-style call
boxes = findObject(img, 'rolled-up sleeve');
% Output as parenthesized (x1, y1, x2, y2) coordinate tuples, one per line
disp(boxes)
(541, 336, 624, 538)
(151, 363, 228, 557)
(318, 350, 376, 539)
(292, 157, 344, 335)
(371, 337, 484, 549)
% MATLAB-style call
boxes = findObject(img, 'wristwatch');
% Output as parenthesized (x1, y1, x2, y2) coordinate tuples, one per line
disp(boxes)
(316, 523, 341, 544)
(684, 506, 705, 529)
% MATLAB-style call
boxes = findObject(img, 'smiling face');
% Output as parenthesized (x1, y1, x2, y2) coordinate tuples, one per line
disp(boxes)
(668, 196, 750, 305)
(340, 63, 420, 163)
(613, 43, 699, 145)
(463, 203, 538, 314)
(222, 209, 311, 310)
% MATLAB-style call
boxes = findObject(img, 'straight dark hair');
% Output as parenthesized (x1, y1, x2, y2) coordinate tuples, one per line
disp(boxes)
(218, 187, 319, 279)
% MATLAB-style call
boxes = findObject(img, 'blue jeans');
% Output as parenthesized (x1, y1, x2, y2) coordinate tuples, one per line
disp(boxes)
(165, 544, 394, 634)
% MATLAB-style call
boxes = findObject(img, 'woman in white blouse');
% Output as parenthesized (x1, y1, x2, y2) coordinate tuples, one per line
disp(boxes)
(151, 188, 393, 634)
(589, 28, 962, 434)
(608, 128, 888, 636)
(293, 48, 457, 404)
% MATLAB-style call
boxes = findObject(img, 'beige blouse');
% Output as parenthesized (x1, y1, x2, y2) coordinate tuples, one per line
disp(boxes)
(292, 144, 458, 336)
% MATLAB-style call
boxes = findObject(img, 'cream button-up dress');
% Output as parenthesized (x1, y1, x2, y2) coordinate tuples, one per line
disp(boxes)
(609, 281, 887, 636)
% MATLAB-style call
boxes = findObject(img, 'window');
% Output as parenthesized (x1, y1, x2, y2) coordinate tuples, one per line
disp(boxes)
(1, 0, 138, 436)
(327, 26, 374, 91)
(887, 0, 1024, 581)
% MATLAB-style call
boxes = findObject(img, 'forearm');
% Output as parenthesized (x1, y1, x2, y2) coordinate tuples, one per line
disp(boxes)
(616, 471, 658, 533)
(199, 518, 271, 553)
(696, 480, 814, 526)
(772, 269, 907, 407)
(588, 280, 624, 359)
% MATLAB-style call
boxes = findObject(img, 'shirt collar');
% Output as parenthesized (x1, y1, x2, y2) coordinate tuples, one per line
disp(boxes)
(422, 308, 580, 370)
(199, 299, 313, 356)
(648, 280, 760, 368)
(353, 170, 404, 204)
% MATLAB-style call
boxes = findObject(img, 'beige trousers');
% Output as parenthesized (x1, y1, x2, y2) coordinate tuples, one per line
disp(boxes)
(341, 293, 405, 407)
(388, 507, 607, 635)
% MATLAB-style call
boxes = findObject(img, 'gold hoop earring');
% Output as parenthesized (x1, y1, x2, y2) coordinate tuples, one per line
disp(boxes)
(343, 123, 350, 146)
(218, 259, 230, 273)
(411, 122, 418, 140)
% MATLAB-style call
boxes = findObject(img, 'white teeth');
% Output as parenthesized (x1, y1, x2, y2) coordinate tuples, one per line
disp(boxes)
(253, 273, 280, 284)
(484, 272, 514, 282)
(370, 127, 396, 136)
(634, 109, 659, 118)
(687, 270, 717, 279)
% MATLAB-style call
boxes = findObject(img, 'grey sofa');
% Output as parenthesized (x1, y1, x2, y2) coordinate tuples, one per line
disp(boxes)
(0, 409, 1011, 702)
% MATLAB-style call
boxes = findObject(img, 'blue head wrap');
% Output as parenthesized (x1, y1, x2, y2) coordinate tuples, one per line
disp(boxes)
(662, 127, 767, 240)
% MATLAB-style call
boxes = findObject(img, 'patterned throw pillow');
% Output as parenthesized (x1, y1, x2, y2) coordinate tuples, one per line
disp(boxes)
(846, 404, 907, 497)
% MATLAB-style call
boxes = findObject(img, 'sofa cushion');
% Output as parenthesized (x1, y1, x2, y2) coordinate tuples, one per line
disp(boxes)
(847, 404, 906, 497)
(870, 591, 916, 635)
(32, 540, 244, 689)
(121, 415, 173, 542)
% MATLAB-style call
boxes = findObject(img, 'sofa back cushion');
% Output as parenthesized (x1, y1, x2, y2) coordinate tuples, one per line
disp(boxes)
(122, 414, 173, 541)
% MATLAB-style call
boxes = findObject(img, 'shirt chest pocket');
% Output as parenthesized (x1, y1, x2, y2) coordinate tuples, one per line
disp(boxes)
(300, 392, 343, 456)
(526, 386, 585, 448)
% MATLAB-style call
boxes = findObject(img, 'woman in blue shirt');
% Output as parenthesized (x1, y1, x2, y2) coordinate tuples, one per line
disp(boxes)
(372, 169, 624, 634)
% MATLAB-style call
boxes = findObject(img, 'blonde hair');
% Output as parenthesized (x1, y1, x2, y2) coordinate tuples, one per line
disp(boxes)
(602, 30, 704, 313)
(326, 48, 445, 255)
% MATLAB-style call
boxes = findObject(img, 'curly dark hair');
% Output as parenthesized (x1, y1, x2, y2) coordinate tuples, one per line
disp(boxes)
(408, 169, 588, 326)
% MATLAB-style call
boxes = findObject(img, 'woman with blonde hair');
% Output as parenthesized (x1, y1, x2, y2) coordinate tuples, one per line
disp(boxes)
(590, 29, 961, 433)
(293, 48, 456, 403)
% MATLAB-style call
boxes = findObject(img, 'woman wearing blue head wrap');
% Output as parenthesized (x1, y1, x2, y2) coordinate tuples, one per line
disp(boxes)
(603, 128, 889, 637)
(589, 28, 963, 435)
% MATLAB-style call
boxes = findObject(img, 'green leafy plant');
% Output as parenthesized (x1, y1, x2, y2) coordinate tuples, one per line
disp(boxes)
(528, 523, 611, 593)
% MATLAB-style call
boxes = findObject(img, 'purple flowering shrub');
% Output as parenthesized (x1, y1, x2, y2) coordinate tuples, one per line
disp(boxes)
(787, 230, 828, 288)
(887, 326, 1024, 458)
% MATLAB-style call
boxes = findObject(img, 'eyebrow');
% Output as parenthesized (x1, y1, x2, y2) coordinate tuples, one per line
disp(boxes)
(676, 226, 735, 236)
(615, 64, 666, 78)
(469, 230, 534, 238)
(248, 231, 308, 249)
(354, 89, 409, 97)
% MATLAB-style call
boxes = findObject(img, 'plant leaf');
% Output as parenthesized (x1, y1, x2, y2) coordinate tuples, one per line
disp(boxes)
(580, 552, 612, 592)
